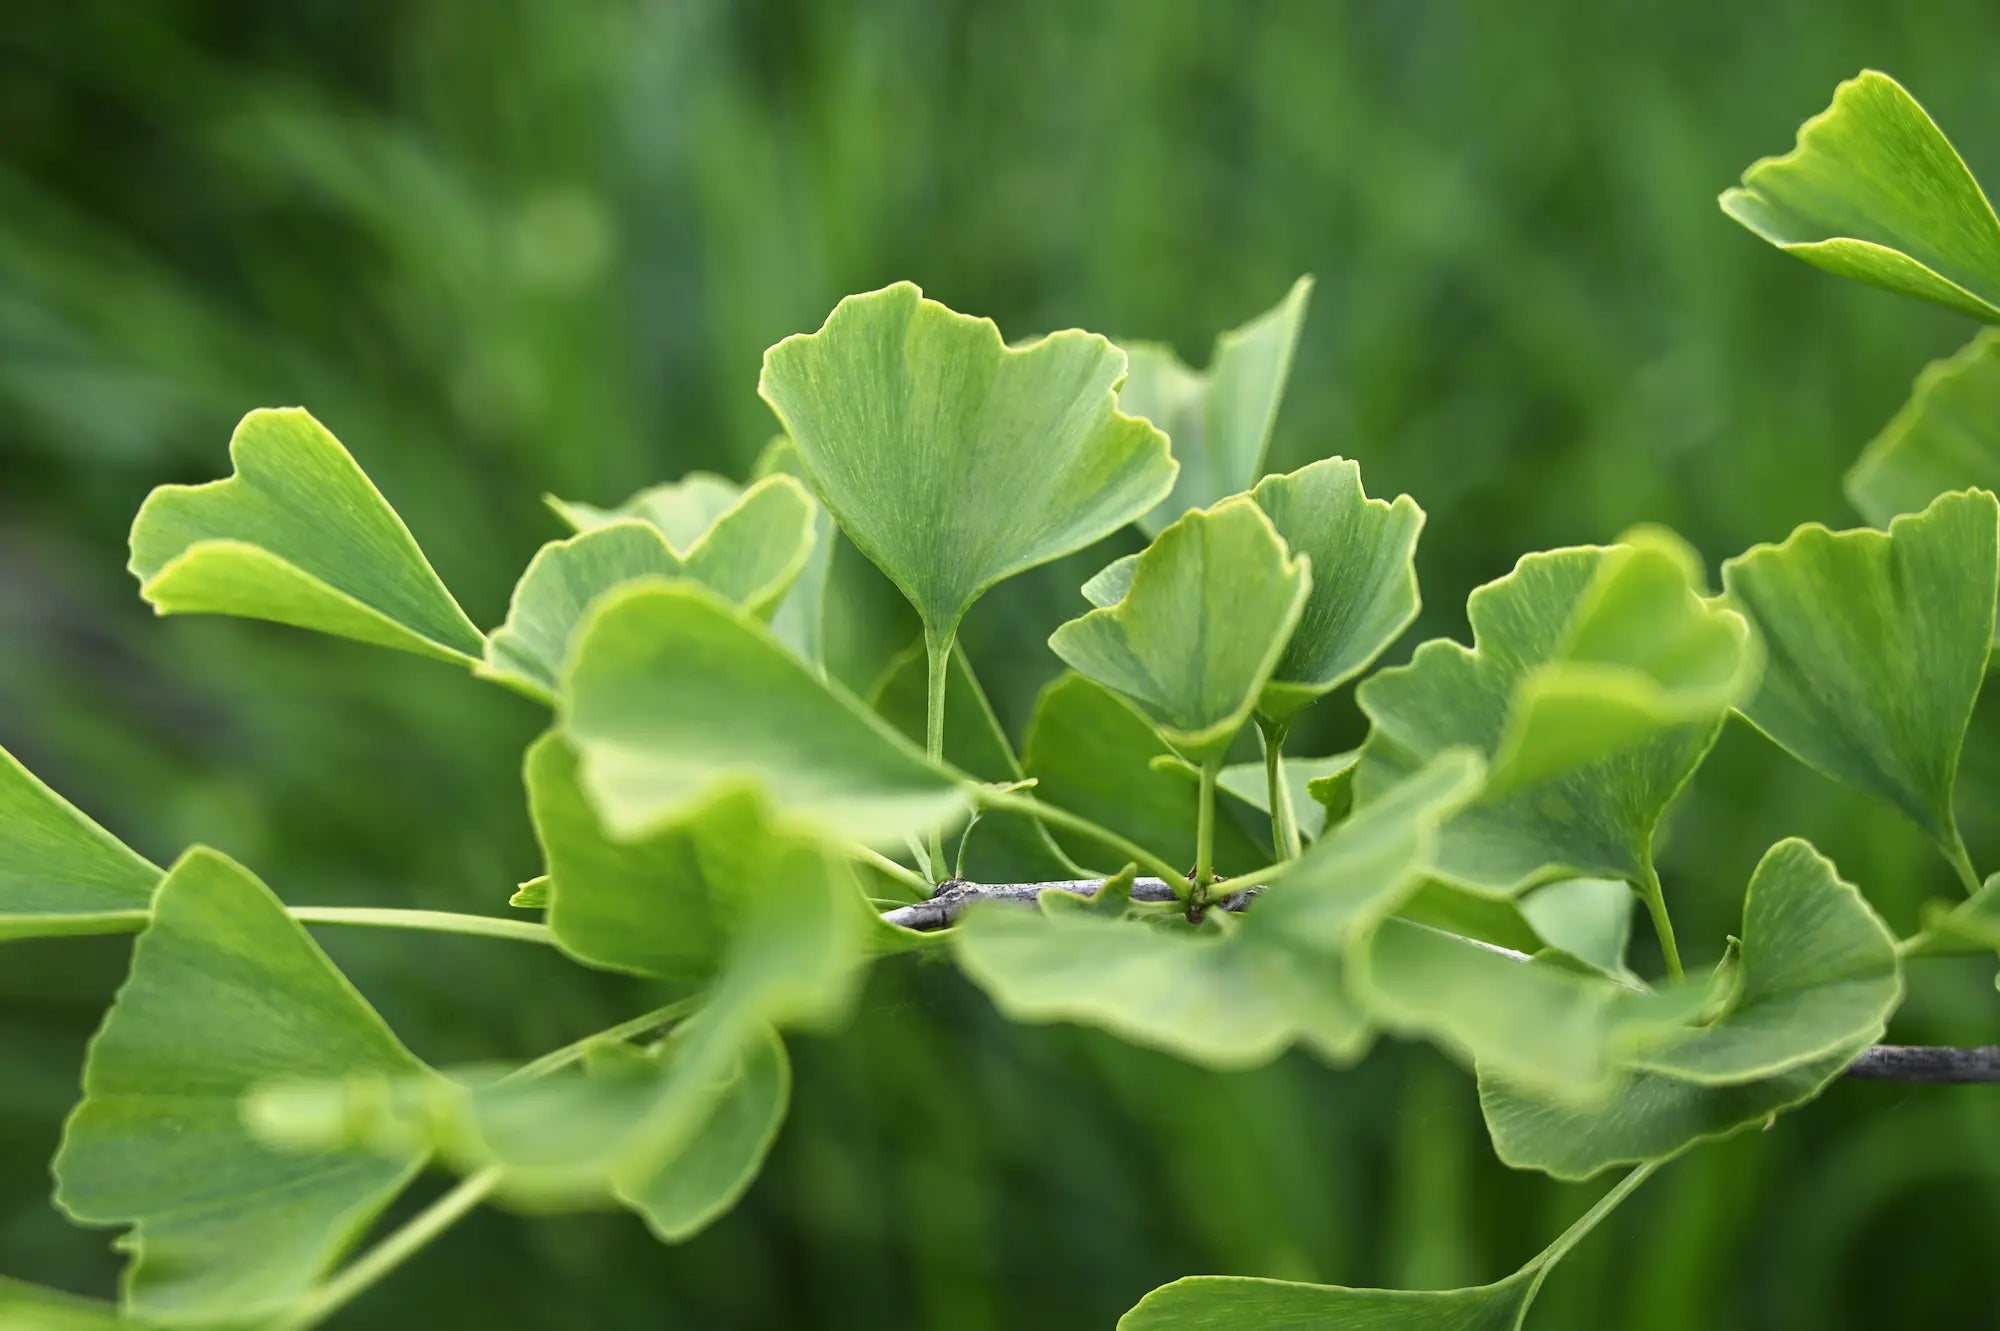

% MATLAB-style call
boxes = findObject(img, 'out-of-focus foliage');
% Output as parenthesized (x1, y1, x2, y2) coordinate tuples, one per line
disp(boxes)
(5, 3, 2000, 1328)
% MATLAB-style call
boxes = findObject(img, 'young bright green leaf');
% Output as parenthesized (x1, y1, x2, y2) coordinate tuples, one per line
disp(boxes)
(0, 744, 159, 941)
(1517, 879, 1633, 978)
(1218, 752, 1357, 842)
(54, 848, 427, 1324)
(753, 436, 839, 672)
(1120, 1156, 1648, 1330)
(1721, 71, 2000, 320)
(483, 477, 817, 702)
(1721, 489, 1998, 863)
(1049, 499, 1309, 762)
(1021, 675, 1267, 875)
(1633, 839, 1900, 1083)
(1120, 1268, 1537, 1331)
(867, 639, 1084, 881)
(547, 471, 744, 544)
(1480, 1045, 1861, 1182)
(1848, 332, 2000, 529)
(1119, 277, 1312, 536)
(1905, 874, 2000, 957)
(509, 875, 550, 909)
(758, 282, 1177, 642)
(253, 1023, 790, 1243)
(1353, 919, 1683, 1099)
(1248, 457, 1425, 723)
(526, 732, 866, 1000)
(1490, 532, 1753, 793)
(127, 407, 483, 664)
(1357, 546, 1732, 894)
(560, 580, 967, 845)
(950, 752, 1483, 1069)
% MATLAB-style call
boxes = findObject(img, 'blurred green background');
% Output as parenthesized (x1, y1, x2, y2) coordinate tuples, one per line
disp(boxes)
(6, 2, 2000, 1327)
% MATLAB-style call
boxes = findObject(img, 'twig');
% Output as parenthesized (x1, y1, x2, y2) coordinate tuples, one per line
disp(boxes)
(884, 875, 2000, 1085)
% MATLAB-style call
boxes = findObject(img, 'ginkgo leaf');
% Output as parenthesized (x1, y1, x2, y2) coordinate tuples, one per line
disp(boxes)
(950, 752, 1483, 1069)
(482, 477, 817, 702)
(1119, 1159, 1648, 1330)
(127, 407, 483, 664)
(1721, 489, 1998, 868)
(252, 1023, 791, 1244)
(1218, 752, 1357, 842)
(1120, 276, 1313, 536)
(1049, 499, 1309, 762)
(0, 744, 159, 941)
(54, 848, 428, 1324)
(1905, 874, 2000, 957)
(1632, 839, 1900, 1083)
(1848, 332, 2000, 530)
(526, 731, 866, 1001)
(1021, 675, 1267, 875)
(547, 471, 744, 545)
(1120, 1268, 1537, 1331)
(867, 640, 1083, 881)
(1353, 920, 1690, 1099)
(1517, 879, 1633, 978)
(1248, 457, 1425, 723)
(1491, 532, 1753, 793)
(758, 282, 1177, 644)
(560, 580, 968, 846)
(1721, 71, 2000, 320)
(753, 436, 839, 672)
(1480, 1044, 1861, 1182)
(1357, 545, 1735, 894)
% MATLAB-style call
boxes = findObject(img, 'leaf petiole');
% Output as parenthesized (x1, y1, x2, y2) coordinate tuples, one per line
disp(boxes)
(1257, 716, 1302, 860)
(923, 628, 953, 882)
(1194, 756, 1221, 902)
(286, 907, 555, 946)
(1635, 862, 1683, 981)
(980, 786, 1189, 894)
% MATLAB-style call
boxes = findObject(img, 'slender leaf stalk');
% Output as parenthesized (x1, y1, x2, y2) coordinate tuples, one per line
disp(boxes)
(1257, 716, 1301, 860)
(852, 844, 930, 897)
(1634, 862, 1683, 981)
(287, 907, 554, 946)
(276, 1168, 502, 1331)
(923, 629, 952, 881)
(504, 997, 704, 1082)
(981, 787, 1188, 893)
(1947, 830, 1982, 896)
(1194, 756, 1221, 899)
(1524, 1162, 1656, 1294)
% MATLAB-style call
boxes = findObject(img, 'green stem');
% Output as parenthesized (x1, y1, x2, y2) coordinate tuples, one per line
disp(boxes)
(1194, 756, 1221, 900)
(1946, 830, 1982, 897)
(1257, 716, 1301, 860)
(1634, 862, 1683, 981)
(287, 907, 554, 947)
(923, 629, 953, 882)
(276, 1168, 502, 1331)
(1524, 1162, 1657, 1295)
(981, 787, 1189, 894)
(852, 845, 930, 897)
(504, 997, 704, 1083)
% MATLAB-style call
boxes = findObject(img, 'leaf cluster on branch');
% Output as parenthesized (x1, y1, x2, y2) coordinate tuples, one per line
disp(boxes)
(6, 66, 2000, 1331)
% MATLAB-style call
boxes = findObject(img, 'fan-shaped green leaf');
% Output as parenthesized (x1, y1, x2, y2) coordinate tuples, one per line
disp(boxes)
(560, 580, 968, 846)
(53, 849, 427, 1324)
(482, 477, 817, 702)
(547, 471, 744, 545)
(1517, 879, 1633, 978)
(1121, 1269, 1536, 1331)
(526, 731, 868, 998)
(1848, 332, 2000, 533)
(1721, 490, 1997, 866)
(1906, 874, 2000, 957)
(950, 752, 1483, 1069)
(1021, 675, 1268, 875)
(753, 436, 839, 672)
(1357, 545, 1736, 893)
(1050, 500, 1309, 762)
(0, 744, 159, 941)
(1481, 1045, 1861, 1182)
(252, 1023, 790, 1244)
(127, 407, 482, 664)
(1120, 277, 1312, 536)
(758, 282, 1176, 642)
(1249, 458, 1425, 723)
(1633, 839, 1899, 1082)
(1722, 72, 2000, 320)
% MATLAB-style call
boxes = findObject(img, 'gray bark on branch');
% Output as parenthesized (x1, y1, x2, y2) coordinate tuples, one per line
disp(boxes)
(883, 875, 2000, 1086)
